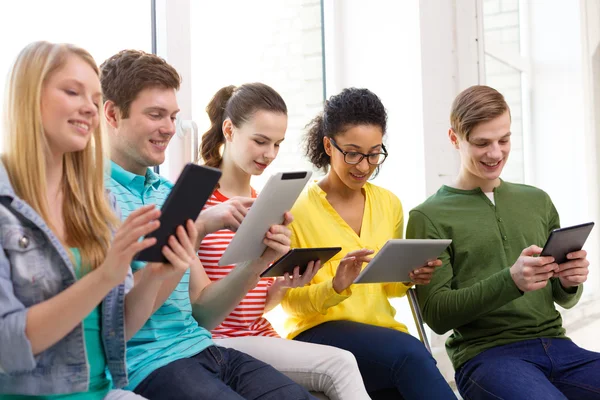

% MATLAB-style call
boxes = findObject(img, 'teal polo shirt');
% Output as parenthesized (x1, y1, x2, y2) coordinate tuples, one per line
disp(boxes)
(106, 161, 213, 390)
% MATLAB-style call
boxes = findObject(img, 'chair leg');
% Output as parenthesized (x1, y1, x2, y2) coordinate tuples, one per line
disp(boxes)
(407, 288, 431, 354)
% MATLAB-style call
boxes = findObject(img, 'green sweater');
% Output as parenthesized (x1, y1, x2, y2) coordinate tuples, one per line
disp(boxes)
(406, 181, 583, 370)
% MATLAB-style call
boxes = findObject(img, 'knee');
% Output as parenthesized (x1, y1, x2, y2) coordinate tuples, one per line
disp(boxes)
(329, 348, 359, 370)
(393, 335, 435, 368)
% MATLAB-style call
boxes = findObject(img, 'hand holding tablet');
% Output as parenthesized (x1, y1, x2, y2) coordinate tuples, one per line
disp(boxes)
(353, 239, 452, 284)
(540, 222, 594, 264)
(136, 163, 222, 263)
(218, 171, 312, 266)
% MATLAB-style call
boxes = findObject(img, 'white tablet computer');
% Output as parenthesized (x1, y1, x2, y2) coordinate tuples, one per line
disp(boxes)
(218, 171, 312, 266)
(354, 239, 452, 284)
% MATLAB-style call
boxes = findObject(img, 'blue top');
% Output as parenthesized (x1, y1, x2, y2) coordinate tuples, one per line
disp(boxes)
(106, 161, 213, 390)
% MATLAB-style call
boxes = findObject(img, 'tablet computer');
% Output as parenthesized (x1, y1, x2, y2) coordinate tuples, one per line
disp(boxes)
(136, 163, 222, 263)
(540, 222, 594, 264)
(354, 239, 452, 284)
(218, 171, 312, 266)
(261, 247, 342, 277)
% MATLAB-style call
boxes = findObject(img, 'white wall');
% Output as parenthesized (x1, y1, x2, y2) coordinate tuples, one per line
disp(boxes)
(323, 0, 426, 221)
(529, 0, 599, 293)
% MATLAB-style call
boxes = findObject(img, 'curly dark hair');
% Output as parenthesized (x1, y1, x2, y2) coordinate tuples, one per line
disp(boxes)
(305, 87, 387, 172)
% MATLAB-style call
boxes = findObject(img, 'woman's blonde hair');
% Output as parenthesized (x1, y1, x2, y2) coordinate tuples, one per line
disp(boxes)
(2, 41, 118, 270)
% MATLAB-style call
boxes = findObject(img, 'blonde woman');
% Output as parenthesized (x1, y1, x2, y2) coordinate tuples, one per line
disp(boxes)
(0, 42, 197, 399)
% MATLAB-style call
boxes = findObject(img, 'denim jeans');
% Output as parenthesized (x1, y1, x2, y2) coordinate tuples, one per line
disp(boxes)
(295, 320, 456, 400)
(456, 338, 600, 400)
(133, 345, 317, 400)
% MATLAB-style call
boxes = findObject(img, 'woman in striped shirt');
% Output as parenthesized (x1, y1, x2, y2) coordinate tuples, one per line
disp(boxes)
(196, 83, 370, 400)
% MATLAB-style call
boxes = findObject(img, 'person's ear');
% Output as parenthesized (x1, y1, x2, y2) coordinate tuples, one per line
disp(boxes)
(449, 129, 460, 149)
(323, 136, 333, 156)
(104, 101, 120, 129)
(222, 119, 234, 142)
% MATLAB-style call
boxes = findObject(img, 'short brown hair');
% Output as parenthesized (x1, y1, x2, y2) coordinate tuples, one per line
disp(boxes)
(450, 85, 510, 140)
(100, 50, 181, 118)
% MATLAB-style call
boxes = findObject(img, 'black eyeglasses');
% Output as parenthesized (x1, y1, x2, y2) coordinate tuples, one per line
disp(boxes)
(328, 138, 388, 166)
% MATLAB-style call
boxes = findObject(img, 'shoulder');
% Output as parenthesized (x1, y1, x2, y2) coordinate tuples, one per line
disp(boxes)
(409, 186, 453, 220)
(159, 176, 174, 190)
(366, 183, 402, 208)
(291, 182, 320, 213)
(501, 181, 549, 199)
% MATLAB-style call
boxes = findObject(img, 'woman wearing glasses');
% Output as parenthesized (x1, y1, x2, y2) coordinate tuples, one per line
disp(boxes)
(282, 88, 456, 399)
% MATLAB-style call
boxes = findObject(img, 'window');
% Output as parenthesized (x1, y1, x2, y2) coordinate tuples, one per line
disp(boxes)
(189, 0, 325, 190)
(0, 0, 152, 151)
(482, 0, 529, 183)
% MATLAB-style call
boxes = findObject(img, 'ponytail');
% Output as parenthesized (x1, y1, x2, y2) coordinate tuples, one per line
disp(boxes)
(198, 83, 287, 169)
(198, 85, 235, 167)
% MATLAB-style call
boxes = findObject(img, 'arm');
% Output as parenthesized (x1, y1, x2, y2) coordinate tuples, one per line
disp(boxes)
(191, 257, 266, 330)
(124, 269, 163, 340)
(192, 214, 293, 330)
(264, 279, 282, 313)
(124, 221, 198, 340)
(24, 267, 115, 357)
(281, 276, 351, 318)
(264, 261, 322, 313)
(407, 210, 523, 334)
(545, 197, 585, 308)
(551, 278, 582, 309)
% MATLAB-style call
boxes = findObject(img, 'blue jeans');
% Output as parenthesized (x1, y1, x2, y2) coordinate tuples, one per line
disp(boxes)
(133, 345, 317, 400)
(456, 338, 600, 400)
(295, 321, 456, 399)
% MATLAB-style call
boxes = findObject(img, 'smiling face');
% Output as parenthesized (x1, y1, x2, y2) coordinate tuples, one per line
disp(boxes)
(107, 86, 179, 175)
(40, 54, 101, 158)
(224, 109, 287, 176)
(325, 124, 385, 191)
(451, 110, 511, 188)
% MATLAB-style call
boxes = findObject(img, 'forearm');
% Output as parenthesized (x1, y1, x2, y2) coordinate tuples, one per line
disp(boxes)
(264, 285, 286, 313)
(282, 279, 350, 318)
(552, 278, 583, 309)
(419, 268, 522, 334)
(153, 272, 186, 312)
(25, 268, 114, 355)
(191, 259, 264, 331)
(189, 258, 212, 303)
(124, 271, 163, 340)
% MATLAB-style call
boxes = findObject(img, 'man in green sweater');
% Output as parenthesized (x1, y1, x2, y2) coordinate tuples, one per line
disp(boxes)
(407, 85, 600, 399)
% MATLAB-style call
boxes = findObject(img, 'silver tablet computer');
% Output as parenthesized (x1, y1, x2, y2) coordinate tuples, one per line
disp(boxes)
(354, 239, 452, 284)
(218, 171, 312, 266)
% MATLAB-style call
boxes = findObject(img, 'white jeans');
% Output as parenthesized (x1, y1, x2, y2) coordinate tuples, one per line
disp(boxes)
(104, 389, 147, 399)
(214, 336, 371, 400)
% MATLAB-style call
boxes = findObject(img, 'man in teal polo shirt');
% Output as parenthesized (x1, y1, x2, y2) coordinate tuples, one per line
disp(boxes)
(407, 85, 600, 399)
(100, 50, 315, 400)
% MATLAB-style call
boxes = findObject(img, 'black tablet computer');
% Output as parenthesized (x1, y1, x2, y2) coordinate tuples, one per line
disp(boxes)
(135, 163, 222, 263)
(540, 222, 594, 264)
(261, 247, 342, 277)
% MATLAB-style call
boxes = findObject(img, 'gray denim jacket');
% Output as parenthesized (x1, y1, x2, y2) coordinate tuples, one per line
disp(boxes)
(0, 162, 133, 395)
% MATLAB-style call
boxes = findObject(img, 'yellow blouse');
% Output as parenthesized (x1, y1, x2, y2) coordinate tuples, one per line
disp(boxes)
(282, 181, 411, 338)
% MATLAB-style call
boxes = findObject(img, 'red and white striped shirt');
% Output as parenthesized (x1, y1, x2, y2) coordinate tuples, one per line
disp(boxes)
(198, 189, 279, 338)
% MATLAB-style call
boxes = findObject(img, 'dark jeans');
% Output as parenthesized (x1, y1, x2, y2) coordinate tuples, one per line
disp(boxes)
(134, 345, 317, 400)
(456, 338, 600, 400)
(295, 320, 456, 400)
